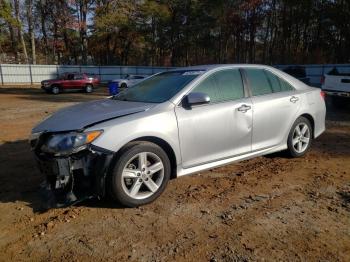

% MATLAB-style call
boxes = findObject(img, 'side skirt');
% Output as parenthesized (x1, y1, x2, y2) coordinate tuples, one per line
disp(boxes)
(176, 144, 287, 177)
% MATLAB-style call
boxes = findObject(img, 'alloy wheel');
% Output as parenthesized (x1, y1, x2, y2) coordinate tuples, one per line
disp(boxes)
(292, 122, 311, 153)
(52, 86, 59, 94)
(86, 85, 93, 93)
(121, 152, 164, 200)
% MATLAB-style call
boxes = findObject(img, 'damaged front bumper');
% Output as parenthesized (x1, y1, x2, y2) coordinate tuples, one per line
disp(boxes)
(31, 137, 114, 209)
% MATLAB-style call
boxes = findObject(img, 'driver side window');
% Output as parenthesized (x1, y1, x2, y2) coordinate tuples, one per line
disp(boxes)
(192, 75, 220, 103)
(192, 69, 244, 103)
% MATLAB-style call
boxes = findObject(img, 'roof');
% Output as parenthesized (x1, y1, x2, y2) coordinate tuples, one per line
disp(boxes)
(169, 64, 274, 72)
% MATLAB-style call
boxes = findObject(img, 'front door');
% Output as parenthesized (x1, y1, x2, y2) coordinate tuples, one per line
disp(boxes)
(175, 68, 253, 168)
(62, 73, 75, 89)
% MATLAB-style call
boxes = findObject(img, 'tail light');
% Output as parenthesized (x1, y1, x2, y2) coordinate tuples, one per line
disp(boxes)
(320, 90, 326, 100)
(320, 75, 325, 85)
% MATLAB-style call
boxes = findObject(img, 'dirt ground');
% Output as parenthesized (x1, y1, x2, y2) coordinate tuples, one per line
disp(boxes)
(0, 87, 349, 262)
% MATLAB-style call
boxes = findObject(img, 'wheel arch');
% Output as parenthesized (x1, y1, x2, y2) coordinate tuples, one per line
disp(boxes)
(120, 82, 128, 88)
(51, 83, 61, 88)
(299, 113, 315, 138)
(114, 136, 178, 179)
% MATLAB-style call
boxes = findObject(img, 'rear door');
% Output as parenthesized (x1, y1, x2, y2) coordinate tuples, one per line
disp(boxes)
(175, 68, 252, 168)
(242, 68, 301, 151)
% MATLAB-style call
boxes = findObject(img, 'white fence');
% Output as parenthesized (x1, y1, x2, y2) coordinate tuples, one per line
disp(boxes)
(0, 64, 175, 85)
(1, 63, 350, 86)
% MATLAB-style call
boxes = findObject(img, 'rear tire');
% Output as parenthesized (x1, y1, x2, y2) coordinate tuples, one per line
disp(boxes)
(108, 142, 171, 207)
(85, 84, 93, 93)
(51, 85, 60, 94)
(287, 116, 313, 157)
(120, 83, 127, 89)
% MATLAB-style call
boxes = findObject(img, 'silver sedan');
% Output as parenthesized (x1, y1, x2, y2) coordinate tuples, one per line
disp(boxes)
(30, 65, 326, 208)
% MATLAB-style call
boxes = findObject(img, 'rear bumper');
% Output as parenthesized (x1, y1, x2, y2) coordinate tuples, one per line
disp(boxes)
(323, 90, 350, 97)
(34, 145, 114, 209)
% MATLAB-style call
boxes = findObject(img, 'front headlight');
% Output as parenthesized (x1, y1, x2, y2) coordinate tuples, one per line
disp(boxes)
(30, 132, 42, 141)
(41, 130, 103, 155)
(29, 131, 43, 149)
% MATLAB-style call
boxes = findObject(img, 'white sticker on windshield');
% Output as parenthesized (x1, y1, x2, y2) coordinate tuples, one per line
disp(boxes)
(182, 71, 205, 75)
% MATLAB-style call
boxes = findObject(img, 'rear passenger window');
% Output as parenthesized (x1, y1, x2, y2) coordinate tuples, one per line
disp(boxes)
(245, 69, 295, 96)
(74, 74, 83, 80)
(67, 74, 74, 80)
(264, 70, 294, 92)
(264, 70, 281, 92)
(245, 68, 273, 96)
(280, 78, 294, 91)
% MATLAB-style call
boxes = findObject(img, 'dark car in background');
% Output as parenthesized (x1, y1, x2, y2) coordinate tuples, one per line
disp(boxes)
(282, 66, 309, 84)
(41, 73, 100, 94)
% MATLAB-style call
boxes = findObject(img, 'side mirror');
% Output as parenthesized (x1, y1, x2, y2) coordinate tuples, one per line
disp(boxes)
(183, 92, 210, 108)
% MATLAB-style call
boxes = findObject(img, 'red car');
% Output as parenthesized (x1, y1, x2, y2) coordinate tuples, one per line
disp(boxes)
(41, 72, 100, 94)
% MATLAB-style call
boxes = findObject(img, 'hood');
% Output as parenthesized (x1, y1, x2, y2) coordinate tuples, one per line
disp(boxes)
(32, 99, 155, 133)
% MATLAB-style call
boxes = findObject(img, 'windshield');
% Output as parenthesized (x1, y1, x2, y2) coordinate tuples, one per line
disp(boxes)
(112, 71, 203, 103)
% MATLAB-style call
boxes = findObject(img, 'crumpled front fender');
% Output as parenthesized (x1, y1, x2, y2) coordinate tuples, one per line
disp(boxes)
(36, 145, 114, 209)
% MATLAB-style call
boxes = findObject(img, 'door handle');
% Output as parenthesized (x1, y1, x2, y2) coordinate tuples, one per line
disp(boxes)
(290, 96, 299, 103)
(237, 104, 251, 113)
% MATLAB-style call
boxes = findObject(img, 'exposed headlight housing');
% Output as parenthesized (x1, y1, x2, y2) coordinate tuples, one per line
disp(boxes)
(29, 131, 43, 149)
(41, 130, 103, 156)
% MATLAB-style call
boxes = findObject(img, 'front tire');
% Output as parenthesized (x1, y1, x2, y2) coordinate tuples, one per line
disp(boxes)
(109, 142, 171, 207)
(120, 83, 127, 89)
(51, 85, 60, 94)
(85, 84, 93, 93)
(287, 116, 312, 157)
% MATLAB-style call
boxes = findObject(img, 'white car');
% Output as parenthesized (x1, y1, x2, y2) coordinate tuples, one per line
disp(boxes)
(321, 67, 350, 107)
(31, 64, 326, 208)
(111, 74, 147, 88)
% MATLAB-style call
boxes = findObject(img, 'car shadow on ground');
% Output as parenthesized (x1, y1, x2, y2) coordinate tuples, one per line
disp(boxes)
(0, 140, 43, 212)
(0, 140, 125, 213)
